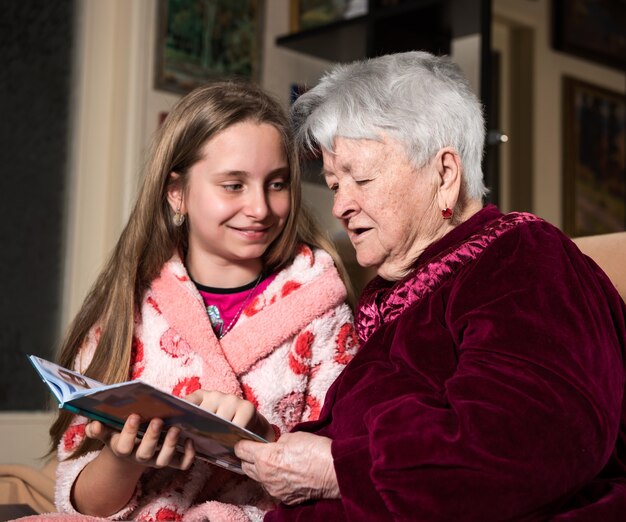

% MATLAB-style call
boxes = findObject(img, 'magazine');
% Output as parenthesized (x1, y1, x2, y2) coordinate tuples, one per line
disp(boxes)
(28, 355, 267, 474)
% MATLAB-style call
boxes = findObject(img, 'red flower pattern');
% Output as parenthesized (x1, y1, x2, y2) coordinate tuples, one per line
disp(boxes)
(147, 295, 161, 314)
(306, 395, 321, 420)
(160, 328, 191, 360)
(242, 383, 259, 408)
(289, 331, 314, 374)
(298, 244, 315, 266)
(244, 295, 263, 317)
(155, 507, 182, 521)
(131, 337, 145, 379)
(172, 376, 201, 398)
(276, 391, 305, 429)
(335, 323, 358, 365)
(281, 280, 301, 297)
(63, 423, 86, 451)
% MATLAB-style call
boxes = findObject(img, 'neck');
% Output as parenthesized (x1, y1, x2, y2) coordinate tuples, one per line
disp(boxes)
(185, 253, 263, 288)
(378, 199, 484, 281)
(455, 199, 484, 224)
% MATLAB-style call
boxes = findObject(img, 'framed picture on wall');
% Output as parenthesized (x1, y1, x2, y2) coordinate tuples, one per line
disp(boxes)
(552, 0, 626, 71)
(562, 77, 625, 237)
(155, 0, 264, 94)
(290, 0, 367, 32)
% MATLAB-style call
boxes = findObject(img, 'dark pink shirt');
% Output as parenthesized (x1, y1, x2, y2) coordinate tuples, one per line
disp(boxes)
(195, 273, 277, 338)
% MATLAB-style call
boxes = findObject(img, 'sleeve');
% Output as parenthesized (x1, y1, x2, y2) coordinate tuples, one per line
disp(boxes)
(337, 224, 625, 520)
(54, 327, 142, 520)
(55, 433, 141, 520)
(302, 302, 358, 422)
(55, 326, 97, 512)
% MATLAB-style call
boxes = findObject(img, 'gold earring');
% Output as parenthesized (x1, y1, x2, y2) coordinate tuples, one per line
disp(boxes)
(173, 206, 185, 227)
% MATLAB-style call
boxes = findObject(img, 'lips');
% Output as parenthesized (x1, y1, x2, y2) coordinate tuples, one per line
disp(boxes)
(346, 225, 372, 243)
(232, 226, 270, 233)
(230, 224, 273, 241)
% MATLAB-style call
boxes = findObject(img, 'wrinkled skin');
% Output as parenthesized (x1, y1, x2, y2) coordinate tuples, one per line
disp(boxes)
(235, 432, 340, 505)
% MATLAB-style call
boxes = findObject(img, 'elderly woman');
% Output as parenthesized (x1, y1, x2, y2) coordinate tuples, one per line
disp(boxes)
(235, 51, 626, 520)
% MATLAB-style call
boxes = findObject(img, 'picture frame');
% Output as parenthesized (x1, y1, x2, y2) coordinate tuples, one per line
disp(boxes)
(155, 0, 264, 94)
(290, 0, 367, 32)
(562, 77, 625, 237)
(552, 0, 626, 71)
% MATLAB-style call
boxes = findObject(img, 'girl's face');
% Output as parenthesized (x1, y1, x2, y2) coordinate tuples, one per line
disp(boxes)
(169, 121, 291, 285)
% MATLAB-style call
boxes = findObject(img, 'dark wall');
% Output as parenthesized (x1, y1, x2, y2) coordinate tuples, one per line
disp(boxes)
(0, 0, 76, 410)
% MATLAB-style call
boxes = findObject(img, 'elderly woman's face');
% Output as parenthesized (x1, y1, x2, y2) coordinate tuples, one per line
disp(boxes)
(323, 135, 443, 280)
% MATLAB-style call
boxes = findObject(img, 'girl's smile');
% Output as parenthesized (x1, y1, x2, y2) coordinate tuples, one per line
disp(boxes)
(229, 225, 272, 240)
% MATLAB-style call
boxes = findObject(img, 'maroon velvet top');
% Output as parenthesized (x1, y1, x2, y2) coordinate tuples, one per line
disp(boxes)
(266, 206, 626, 521)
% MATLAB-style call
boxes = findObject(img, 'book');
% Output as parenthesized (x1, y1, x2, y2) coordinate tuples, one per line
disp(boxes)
(28, 355, 266, 474)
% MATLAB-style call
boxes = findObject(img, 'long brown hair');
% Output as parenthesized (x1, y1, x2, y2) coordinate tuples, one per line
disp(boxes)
(50, 81, 353, 457)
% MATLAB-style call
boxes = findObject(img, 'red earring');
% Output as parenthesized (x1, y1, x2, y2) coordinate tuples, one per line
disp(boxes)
(442, 207, 453, 220)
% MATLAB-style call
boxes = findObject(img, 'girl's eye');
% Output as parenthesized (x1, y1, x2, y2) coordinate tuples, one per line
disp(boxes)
(223, 183, 243, 192)
(270, 180, 288, 191)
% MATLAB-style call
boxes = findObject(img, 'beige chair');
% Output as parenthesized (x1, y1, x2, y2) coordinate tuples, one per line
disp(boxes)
(0, 456, 56, 513)
(572, 232, 626, 301)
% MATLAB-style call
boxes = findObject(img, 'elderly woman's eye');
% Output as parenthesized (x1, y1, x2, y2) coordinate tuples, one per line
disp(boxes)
(328, 183, 339, 192)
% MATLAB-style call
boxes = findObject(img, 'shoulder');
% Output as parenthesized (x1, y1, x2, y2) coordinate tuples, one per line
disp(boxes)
(145, 252, 197, 299)
(140, 252, 202, 322)
(248, 245, 347, 312)
(153, 252, 190, 283)
(451, 211, 574, 267)
(457, 212, 597, 292)
(276, 244, 339, 281)
(484, 213, 578, 260)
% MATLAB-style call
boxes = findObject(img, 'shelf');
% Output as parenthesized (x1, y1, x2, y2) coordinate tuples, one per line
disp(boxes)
(275, 16, 368, 63)
(275, 1, 450, 63)
(369, 0, 442, 20)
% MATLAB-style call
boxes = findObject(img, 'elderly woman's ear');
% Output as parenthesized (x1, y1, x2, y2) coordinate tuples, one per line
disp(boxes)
(434, 147, 463, 211)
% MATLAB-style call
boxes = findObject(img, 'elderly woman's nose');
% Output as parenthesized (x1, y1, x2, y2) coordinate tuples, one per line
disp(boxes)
(332, 188, 357, 219)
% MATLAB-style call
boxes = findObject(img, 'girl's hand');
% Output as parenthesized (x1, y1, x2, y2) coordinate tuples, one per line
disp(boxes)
(185, 389, 276, 441)
(85, 414, 195, 470)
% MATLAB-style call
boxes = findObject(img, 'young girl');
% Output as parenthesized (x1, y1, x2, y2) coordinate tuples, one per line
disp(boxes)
(49, 81, 358, 521)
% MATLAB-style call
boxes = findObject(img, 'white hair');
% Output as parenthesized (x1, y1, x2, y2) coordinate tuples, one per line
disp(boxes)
(292, 51, 487, 200)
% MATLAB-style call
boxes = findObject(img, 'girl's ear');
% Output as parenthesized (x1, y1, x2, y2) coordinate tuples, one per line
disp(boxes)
(166, 172, 185, 213)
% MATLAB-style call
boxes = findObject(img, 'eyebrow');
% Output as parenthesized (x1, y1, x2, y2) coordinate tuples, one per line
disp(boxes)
(215, 166, 290, 178)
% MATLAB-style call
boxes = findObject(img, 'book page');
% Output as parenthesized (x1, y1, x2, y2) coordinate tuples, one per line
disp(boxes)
(28, 355, 103, 403)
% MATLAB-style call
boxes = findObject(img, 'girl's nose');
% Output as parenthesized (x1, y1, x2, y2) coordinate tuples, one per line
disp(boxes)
(244, 188, 269, 219)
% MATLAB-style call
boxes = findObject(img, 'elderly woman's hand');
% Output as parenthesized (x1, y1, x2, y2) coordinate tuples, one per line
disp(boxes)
(235, 432, 340, 505)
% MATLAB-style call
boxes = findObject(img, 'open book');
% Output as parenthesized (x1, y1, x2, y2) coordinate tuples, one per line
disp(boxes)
(28, 355, 266, 474)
